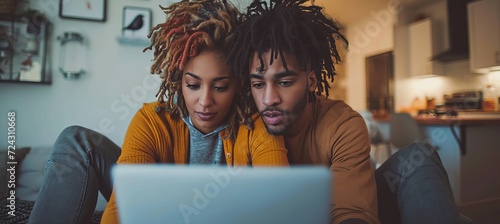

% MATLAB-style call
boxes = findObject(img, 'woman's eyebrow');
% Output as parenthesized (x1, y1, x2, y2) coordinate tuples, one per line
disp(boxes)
(185, 72, 201, 80)
(185, 72, 231, 82)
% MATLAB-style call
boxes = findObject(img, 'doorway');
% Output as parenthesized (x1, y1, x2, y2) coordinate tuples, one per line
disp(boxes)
(365, 51, 394, 119)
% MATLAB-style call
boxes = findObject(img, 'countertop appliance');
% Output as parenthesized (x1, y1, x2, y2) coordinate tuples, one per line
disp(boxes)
(444, 90, 483, 110)
(418, 91, 483, 117)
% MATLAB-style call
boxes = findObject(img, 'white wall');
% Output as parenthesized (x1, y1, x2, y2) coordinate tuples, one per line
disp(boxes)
(302, 0, 408, 110)
(0, 0, 252, 149)
(342, 1, 398, 110)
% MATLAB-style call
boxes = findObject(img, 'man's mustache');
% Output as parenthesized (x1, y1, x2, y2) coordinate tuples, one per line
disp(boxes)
(260, 107, 287, 115)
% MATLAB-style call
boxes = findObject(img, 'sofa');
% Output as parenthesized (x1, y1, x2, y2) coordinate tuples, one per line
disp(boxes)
(1, 146, 475, 223)
(0, 146, 106, 223)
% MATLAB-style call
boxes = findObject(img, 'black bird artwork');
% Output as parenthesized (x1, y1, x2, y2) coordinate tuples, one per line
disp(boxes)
(123, 15, 144, 37)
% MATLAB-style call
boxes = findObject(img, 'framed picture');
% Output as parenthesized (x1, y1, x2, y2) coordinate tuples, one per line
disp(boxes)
(59, 0, 107, 22)
(0, 18, 49, 83)
(122, 6, 152, 40)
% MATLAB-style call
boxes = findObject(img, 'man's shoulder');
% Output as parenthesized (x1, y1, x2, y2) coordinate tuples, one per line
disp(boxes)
(312, 98, 365, 134)
(314, 98, 360, 120)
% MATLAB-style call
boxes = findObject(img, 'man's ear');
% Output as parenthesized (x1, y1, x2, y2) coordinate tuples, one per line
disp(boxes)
(307, 71, 317, 92)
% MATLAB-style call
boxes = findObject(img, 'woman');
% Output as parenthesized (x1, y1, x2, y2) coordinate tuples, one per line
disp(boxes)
(28, 1, 288, 223)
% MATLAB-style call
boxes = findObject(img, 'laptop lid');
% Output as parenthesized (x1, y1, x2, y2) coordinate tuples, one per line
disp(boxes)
(112, 165, 330, 224)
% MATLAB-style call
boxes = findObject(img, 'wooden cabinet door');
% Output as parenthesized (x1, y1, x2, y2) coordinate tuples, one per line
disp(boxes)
(468, 0, 500, 73)
(408, 18, 444, 76)
(365, 51, 394, 116)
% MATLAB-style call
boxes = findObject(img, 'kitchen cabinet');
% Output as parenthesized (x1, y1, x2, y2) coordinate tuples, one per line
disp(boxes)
(468, 0, 500, 73)
(408, 18, 444, 76)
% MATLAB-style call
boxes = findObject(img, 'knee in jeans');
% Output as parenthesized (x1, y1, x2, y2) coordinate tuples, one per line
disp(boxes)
(58, 125, 101, 145)
(61, 125, 90, 137)
(44, 159, 54, 170)
(52, 125, 92, 154)
(409, 142, 436, 154)
(398, 142, 439, 165)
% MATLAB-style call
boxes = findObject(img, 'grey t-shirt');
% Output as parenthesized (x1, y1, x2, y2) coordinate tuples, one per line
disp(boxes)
(182, 116, 227, 165)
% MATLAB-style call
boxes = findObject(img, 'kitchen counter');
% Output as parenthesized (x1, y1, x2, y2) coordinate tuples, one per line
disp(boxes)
(368, 111, 500, 205)
(415, 111, 500, 125)
(415, 111, 500, 159)
(417, 122, 500, 206)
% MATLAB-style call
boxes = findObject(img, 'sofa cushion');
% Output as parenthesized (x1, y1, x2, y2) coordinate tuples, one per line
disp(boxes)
(0, 147, 31, 198)
(17, 146, 51, 201)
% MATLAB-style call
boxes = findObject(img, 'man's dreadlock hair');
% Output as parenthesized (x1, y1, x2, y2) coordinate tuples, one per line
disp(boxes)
(144, 0, 248, 139)
(227, 0, 348, 114)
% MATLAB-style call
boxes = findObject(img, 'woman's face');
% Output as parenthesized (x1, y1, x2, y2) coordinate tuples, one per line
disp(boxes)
(182, 50, 237, 134)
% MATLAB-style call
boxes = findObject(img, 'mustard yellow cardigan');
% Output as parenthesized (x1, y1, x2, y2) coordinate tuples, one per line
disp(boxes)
(101, 102, 289, 223)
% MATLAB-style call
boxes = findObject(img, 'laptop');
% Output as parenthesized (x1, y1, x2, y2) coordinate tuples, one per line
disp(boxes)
(112, 165, 331, 224)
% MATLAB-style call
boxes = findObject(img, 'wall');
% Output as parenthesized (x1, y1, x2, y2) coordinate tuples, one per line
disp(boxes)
(0, 0, 252, 149)
(317, 1, 396, 110)
(343, 8, 395, 110)
(335, 0, 408, 110)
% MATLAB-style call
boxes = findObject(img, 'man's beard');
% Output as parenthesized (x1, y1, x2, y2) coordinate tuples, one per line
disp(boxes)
(259, 90, 308, 135)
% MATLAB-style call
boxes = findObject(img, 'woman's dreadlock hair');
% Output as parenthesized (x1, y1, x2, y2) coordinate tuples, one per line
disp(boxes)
(226, 0, 348, 115)
(144, 0, 247, 140)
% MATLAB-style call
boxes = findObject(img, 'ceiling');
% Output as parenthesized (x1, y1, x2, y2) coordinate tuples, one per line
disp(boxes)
(316, 0, 437, 25)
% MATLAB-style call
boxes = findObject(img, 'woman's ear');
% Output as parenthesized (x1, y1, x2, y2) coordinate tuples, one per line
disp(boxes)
(307, 71, 317, 92)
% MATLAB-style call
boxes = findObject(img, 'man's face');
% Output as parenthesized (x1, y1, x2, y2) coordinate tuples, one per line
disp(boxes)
(248, 51, 317, 135)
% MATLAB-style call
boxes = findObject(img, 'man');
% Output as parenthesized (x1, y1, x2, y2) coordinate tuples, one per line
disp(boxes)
(227, 0, 460, 223)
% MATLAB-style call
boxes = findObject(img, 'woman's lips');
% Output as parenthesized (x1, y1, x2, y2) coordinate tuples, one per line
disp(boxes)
(262, 111, 284, 125)
(196, 112, 216, 121)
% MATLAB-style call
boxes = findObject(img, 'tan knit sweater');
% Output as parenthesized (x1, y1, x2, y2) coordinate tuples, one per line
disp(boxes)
(284, 98, 380, 224)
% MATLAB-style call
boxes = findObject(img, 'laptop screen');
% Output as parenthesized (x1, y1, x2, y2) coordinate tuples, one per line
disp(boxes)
(112, 165, 331, 224)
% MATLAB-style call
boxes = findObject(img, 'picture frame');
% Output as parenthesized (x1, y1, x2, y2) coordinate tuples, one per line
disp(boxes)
(0, 18, 49, 83)
(59, 0, 107, 22)
(121, 6, 152, 40)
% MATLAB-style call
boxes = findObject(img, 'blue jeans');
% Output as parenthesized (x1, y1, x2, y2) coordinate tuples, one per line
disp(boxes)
(376, 142, 460, 224)
(28, 126, 121, 224)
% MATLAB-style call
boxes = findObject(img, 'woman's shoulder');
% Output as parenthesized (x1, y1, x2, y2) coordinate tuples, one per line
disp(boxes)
(134, 101, 181, 125)
(139, 101, 163, 113)
(236, 113, 271, 137)
(250, 113, 266, 131)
